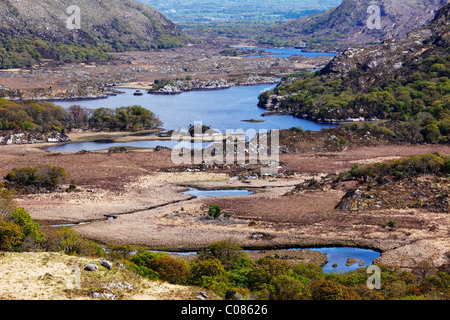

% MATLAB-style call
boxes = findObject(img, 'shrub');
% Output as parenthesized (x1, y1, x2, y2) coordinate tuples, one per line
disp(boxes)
(208, 204, 222, 219)
(198, 239, 245, 268)
(292, 262, 324, 281)
(187, 258, 228, 287)
(309, 280, 361, 300)
(54, 226, 104, 257)
(0, 220, 23, 251)
(10, 207, 45, 244)
(148, 256, 190, 284)
(227, 256, 256, 288)
(0, 184, 17, 219)
(388, 220, 398, 228)
(249, 256, 291, 290)
(5, 164, 68, 191)
(128, 251, 168, 280)
(269, 275, 305, 300)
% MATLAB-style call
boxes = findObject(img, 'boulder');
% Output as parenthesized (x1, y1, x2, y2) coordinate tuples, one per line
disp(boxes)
(99, 258, 113, 270)
(84, 263, 98, 272)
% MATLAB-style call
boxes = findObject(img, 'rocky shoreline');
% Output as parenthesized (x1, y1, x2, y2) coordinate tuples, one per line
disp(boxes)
(258, 92, 378, 124)
(148, 75, 278, 95)
(0, 130, 69, 145)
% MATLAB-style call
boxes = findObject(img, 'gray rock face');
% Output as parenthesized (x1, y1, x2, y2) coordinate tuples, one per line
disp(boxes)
(276, 0, 447, 48)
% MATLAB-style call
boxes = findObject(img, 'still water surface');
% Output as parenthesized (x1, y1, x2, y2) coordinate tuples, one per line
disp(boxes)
(49, 84, 335, 152)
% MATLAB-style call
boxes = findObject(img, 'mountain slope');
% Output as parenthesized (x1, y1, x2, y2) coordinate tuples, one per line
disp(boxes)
(258, 2, 450, 143)
(0, 0, 191, 68)
(267, 0, 448, 50)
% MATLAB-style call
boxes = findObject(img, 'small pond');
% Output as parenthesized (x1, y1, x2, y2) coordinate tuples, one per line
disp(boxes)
(182, 187, 254, 198)
(306, 247, 381, 274)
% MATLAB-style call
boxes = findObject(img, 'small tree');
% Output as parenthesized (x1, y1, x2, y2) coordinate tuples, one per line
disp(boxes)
(388, 220, 398, 229)
(208, 204, 222, 219)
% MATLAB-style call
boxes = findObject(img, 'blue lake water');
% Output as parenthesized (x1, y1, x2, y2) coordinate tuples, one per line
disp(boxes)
(309, 247, 381, 274)
(49, 48, 337, 152)
(232, 46, 338, 59)
(52, 85, 331, 133)
(49, 84, 335, 152)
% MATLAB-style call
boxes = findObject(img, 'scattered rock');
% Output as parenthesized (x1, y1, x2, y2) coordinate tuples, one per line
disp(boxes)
(99, 258, 113, 270)
(84, 263, 98, 271)
(345, 258, 364, 267)
(198, 291, 209, 299)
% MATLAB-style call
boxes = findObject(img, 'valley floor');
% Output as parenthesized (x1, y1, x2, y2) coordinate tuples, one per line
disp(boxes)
(1, 133, 449, 272)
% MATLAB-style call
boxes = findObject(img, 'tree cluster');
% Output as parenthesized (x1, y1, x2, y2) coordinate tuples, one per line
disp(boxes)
(0, 99, 163, 133)
(4, 164, 68, 192)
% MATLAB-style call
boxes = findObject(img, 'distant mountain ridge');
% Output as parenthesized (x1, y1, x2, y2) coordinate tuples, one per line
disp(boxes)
(268, 0, 449, 50)
(258, 2, 450, 144)
(0, 0, 190, 68)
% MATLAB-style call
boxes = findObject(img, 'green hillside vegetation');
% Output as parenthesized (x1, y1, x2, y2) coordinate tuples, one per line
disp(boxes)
(0, 99, 67, 132)
(345, 153, 450, 181)
(0, 99, 162, 132)
(260, 55, 450, 143)
(0, 0, 191, 68)
(259, 4, 450, 144)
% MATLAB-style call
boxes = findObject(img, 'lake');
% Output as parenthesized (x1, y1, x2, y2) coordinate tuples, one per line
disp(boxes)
(49, 84, 335, 152)
(49, 47, 337, 152)
(45, 139, 213, 153)
(52, 85, 331, 133)
(231, 46, 338, 59)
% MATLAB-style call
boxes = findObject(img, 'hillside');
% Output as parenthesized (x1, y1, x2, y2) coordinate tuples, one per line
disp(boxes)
(0, 252, 204, 300)
(0, 0, 190, 68)
(258, 2, 450, 144)
(265, 0, 448, 50)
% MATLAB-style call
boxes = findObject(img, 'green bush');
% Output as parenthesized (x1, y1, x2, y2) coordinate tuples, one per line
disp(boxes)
(198, 239, 245, 268)
(54, 226, 104, 257)
(309, 280, 361, 300)
(5, 164, 68, 191)
(187, 258, 228, 287)
(148, 256, 190, 284)
(10, 207, 45, 244)
(269, 275, 305, 300)
(0, 220, 23, 251)
(208, 204, 222, 219)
